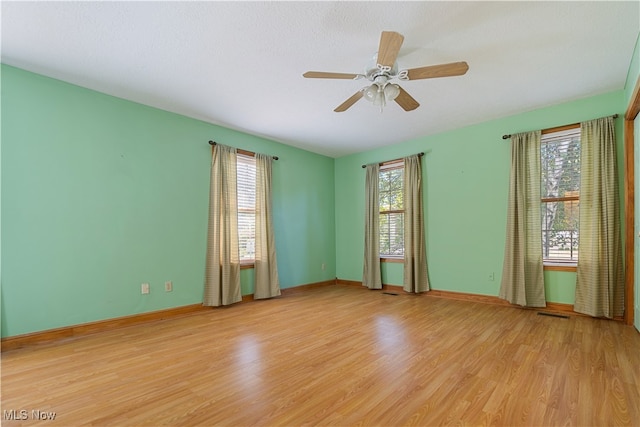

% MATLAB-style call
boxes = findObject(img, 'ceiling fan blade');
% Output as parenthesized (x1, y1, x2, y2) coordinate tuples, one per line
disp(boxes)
(377, 31, 404, 68)
(395, 86, 420, 111)
(405, 61, 469, 80)
(334, 91, 364, 112)
(303, 71, 360, 79)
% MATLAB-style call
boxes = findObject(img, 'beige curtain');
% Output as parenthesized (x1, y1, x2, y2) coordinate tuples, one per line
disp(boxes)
(203, 144, 242, 306)
(363, 163, 382, 289)
(403, 155, 429, 293)
(499, 131, 546, 307)
(254, 153, 281, 299)
(574, 117, 624, 318)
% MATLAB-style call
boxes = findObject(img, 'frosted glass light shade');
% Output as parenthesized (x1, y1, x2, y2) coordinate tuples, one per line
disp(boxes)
(364, 84, 378, 102)
(373, 90, 385, 106)
(384, 84, 400, 101)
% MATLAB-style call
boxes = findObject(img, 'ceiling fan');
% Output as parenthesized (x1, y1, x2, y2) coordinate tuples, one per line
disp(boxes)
(303, 31, 469, 112)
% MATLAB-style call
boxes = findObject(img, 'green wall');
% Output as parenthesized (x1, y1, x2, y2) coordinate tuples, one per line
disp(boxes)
(1, 65, 336, 338)
(1, 59, 633, 338)
(335, 91, 626, 304)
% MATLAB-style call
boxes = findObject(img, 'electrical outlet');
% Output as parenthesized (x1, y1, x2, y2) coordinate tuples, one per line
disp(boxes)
(165, 281, 173, 292)
(141, 283, 150, 294)
(488, 272, 495, 281)
(321, 263, 326, 271)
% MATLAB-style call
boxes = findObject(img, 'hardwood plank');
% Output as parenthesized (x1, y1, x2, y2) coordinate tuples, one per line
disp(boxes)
(1, 285, 638, 426)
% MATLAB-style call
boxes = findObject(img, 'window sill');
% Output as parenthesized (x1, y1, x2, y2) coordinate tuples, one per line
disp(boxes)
(240, 262, 255, 270)
(544, 263, 577, 272)
(381, 257, 404, 263)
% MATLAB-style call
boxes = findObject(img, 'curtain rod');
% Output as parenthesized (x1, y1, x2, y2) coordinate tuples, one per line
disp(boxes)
(361, 152, 424, 168)
(501, 114, 619, 140)
(208, 141, 279, 160)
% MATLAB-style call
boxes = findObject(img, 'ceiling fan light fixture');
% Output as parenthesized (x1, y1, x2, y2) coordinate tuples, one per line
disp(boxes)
(384, 83, 400, 101)
(364, 84, 379, 102)
(372, 88, 385, 107)
(364, 82, 396, 111)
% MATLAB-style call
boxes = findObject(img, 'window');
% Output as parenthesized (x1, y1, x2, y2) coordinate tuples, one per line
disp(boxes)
(379, 161, 404, 257)
(237, 154, 256, 262)
(540, 127, 580, 265)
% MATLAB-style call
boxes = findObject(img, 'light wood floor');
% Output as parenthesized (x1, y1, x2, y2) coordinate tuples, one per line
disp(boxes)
(2, 285, 639, 426)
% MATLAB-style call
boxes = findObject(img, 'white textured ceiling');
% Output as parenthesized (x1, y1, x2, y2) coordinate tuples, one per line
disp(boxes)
(2, 1, 639, 157)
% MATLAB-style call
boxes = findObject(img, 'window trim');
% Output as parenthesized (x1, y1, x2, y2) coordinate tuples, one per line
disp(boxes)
(541, 124, 580, 267)
(381, 257, 403, 263)
(379, 160, 405, 258)
(543, 264, 577, 272)
(237, 153, 256, 263)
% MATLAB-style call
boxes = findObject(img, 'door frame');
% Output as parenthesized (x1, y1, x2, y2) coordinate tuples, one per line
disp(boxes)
(624, 75, 640, 326)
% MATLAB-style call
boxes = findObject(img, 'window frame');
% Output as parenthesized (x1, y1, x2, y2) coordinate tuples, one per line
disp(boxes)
(236, 152, 257, 267)
(540, 124, 580, 271)
(378, 160, 405, 261)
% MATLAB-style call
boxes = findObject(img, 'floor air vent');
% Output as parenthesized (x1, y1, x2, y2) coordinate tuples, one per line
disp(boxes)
(382, 292, 399, 296)
(537, 312, 569, 319)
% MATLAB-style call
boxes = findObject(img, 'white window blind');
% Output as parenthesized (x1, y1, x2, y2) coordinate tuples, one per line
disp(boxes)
(237, 154, 256, 261)
(379, 162, 404, 257)
(540, 128, 580, 263)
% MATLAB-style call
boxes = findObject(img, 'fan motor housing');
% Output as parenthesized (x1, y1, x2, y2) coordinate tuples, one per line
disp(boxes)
(364, 54, 399, 81)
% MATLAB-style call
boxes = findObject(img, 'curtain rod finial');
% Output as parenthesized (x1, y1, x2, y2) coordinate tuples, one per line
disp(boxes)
(209, 140, 216, 145)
